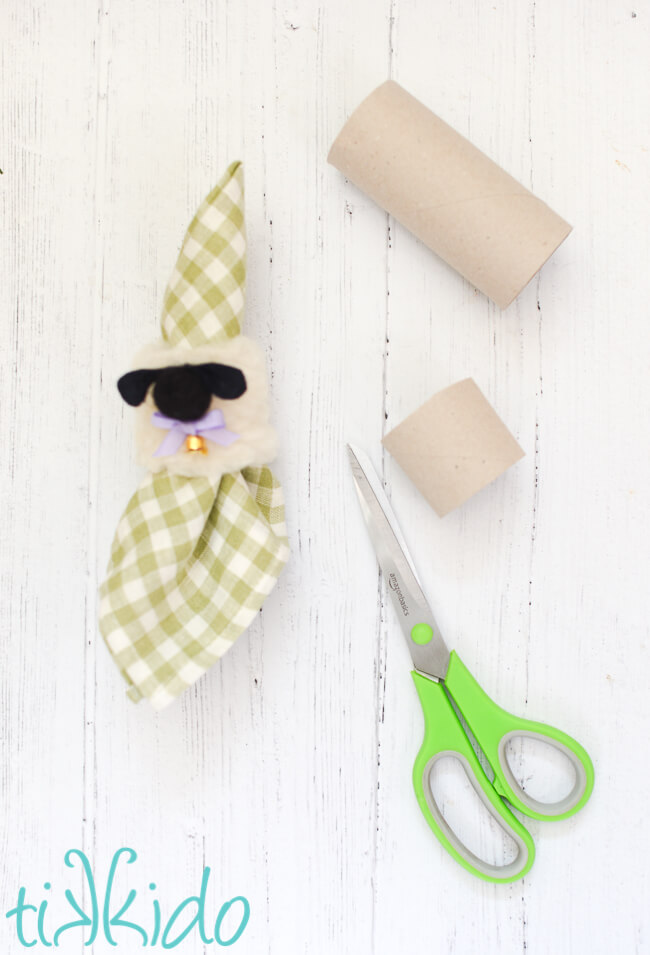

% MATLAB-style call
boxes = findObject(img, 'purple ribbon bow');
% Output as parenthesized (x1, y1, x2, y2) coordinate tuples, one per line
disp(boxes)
(152, 409, 240, 457)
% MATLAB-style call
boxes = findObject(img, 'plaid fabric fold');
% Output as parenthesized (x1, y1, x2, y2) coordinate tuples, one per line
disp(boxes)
(99, 162, 289, 709)
(161, 162, 245, 348)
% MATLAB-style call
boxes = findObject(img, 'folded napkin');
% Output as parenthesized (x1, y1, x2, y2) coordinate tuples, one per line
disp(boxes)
(99, 161, 289, 709)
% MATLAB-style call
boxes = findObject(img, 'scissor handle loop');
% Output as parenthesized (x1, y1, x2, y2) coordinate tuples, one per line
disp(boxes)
(412, 673, 535, 883)
(420, 750, 534, 882)
(495, 729, 589, 818)
(444, 652, 595, 821)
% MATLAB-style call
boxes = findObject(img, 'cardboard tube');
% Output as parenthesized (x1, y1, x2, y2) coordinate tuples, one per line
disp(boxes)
(328, 81, 571, 308)
(382, 379, 524, 517)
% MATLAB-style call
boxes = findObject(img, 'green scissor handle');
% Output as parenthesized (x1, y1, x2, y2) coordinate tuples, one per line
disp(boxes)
(412, 668, 535, 883)
(444, 652, 594, 820)
(412, 652, 594, 883)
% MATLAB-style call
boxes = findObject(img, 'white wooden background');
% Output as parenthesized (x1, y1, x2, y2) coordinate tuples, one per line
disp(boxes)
(1, 0, 649, 952)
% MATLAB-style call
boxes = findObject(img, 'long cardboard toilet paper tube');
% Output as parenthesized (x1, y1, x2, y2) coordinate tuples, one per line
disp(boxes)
(382, 379, 524, 517)
(328, 81, 572, 309)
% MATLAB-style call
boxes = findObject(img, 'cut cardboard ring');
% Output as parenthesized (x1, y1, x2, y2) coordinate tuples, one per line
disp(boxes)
(382, 379, 525, 517)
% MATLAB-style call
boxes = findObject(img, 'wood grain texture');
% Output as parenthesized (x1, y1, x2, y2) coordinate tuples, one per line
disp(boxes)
(1, 0, 649, 952)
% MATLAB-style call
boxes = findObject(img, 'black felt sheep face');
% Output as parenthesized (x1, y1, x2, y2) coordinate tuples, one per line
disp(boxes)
(118, 362, 247, 422)
(118, 340, 278, 480)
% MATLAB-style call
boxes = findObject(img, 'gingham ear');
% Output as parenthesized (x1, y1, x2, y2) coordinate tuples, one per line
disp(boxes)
(99, 162, 289, 710)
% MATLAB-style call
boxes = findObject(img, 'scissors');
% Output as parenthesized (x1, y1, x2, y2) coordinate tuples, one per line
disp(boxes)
(348, 445, 594, 883)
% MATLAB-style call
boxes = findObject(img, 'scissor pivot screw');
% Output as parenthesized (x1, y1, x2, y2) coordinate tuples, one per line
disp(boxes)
(411, 623, 434, 645)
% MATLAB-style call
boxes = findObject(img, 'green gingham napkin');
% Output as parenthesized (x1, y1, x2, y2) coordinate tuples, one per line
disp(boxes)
(99, 162, 289, 709)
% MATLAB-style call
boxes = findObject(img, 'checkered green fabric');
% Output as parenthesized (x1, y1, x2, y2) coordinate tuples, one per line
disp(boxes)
(161, 160, 245, 347)
(99, 162, 289, 709)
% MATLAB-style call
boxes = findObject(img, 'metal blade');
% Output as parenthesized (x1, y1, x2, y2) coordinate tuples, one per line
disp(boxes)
(347, 445, 450, 680)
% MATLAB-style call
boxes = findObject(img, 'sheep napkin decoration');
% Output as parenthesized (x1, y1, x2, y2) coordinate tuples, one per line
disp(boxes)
(99, 161, 289, 709)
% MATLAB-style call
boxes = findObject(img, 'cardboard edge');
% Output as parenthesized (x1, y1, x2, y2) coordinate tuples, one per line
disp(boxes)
(327, 79, 396, 167)
(498, 220, 573, 309)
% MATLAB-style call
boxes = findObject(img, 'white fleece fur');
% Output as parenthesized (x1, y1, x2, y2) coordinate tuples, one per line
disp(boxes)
(129, 337, 278, 479)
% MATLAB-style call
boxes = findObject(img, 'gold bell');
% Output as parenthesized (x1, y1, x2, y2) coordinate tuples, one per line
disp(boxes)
(185, 434, 208, 455)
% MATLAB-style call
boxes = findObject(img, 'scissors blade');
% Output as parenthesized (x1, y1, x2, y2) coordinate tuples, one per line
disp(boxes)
(347, 445, 450, 680)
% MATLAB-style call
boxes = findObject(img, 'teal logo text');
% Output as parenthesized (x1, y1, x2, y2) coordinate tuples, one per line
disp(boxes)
(5, 848, 250, 949)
